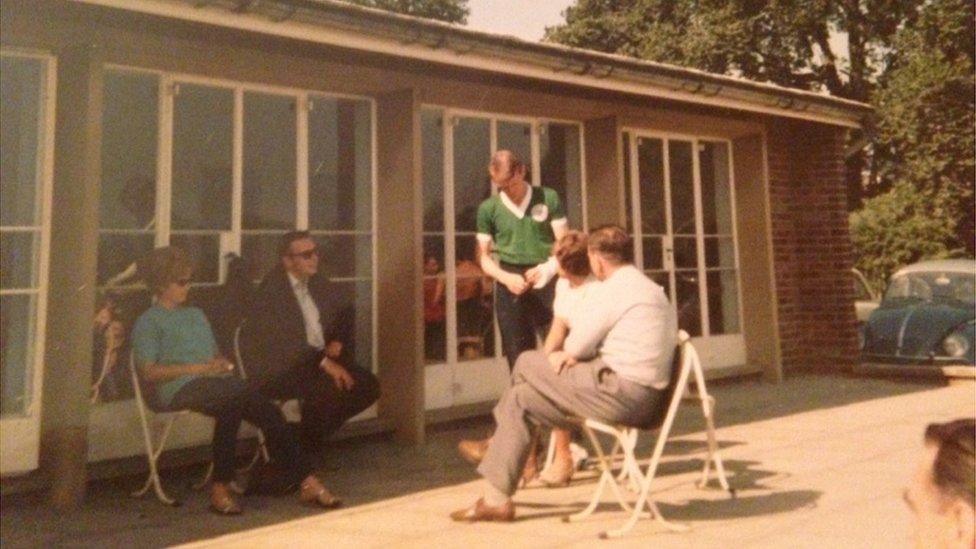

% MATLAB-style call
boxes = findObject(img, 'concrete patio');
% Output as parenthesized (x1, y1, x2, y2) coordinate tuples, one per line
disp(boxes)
(3, 373, 973, 548)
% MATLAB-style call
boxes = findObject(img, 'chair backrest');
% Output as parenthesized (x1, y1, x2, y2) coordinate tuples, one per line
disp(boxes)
(232, 321, 250, 380)
(640, 330, 691, 430)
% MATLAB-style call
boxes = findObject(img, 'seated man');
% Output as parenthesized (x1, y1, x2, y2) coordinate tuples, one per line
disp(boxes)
(451, 225, 677, 521)
(244, 231, 380, 456)
(904, 418, 974, 549)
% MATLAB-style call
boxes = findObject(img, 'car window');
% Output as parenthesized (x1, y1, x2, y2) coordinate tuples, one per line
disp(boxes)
(853, 276, 872, 301)
(884, 272, 976, 306)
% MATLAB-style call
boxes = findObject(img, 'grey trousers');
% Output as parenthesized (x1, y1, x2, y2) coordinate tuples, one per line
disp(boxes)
(478, 350, 664, 496)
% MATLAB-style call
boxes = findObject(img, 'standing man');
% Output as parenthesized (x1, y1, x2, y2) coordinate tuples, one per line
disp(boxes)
(475, 150, 568, 370)
(457, 150, 568, 464)
(243, 231, 380, 457)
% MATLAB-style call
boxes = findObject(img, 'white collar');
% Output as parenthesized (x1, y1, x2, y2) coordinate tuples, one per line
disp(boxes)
(499, 184, 532, 219)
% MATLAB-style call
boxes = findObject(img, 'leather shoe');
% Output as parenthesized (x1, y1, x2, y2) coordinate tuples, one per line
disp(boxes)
(450, 498, 515, 522)
(457, 438, 490, 465)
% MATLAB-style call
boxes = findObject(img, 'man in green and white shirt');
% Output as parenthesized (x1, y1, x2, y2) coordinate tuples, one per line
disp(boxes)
(475, 150, 569, 370)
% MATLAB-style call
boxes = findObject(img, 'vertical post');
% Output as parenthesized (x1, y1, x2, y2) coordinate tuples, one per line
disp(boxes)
(375, 89, 424, 445)
(583, 117, 623, 227)
(40, 42, 103, 507)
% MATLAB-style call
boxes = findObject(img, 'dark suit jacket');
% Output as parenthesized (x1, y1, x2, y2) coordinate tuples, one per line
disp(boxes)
(242, 265, 352, 388)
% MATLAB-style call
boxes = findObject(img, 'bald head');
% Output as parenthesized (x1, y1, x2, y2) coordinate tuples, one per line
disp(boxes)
(489, 149, 528, 193)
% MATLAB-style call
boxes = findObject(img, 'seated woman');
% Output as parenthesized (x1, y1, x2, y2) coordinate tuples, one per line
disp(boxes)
(131, 246, 340, 515)
(537, 231, 597, 486)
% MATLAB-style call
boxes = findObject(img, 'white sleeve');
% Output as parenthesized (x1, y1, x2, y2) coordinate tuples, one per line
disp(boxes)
(532, 255, 559, 289)
(476, 233, 493, 244)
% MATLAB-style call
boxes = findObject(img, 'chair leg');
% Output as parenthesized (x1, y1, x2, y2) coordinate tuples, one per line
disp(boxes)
(132, 415, 180, 506)
(566, 426, 636, 522)
(691, 364, 732, 494)
(192, 462, 214, 491)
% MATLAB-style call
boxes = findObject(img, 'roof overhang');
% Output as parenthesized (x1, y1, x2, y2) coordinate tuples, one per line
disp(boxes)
(71, 0, 871, 129)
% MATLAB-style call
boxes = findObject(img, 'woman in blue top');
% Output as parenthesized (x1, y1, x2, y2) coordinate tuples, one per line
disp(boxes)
(131, 246, 341, 515)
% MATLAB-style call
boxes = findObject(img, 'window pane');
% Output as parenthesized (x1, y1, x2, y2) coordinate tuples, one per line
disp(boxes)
(171, 84, 233, 231)
(704, 236, 736, 269)
(642, 236, 663, 271)
(707, 270, 740, 334)
(676, 270, 701, 337)
(423, 236, 446, 364)
(170, 233, 221, 284)
(1, 232, 39, 289)
(539, 123, 582, 228)
(96, 233, 155, 286)
(637, 137, 666, 235)
(669, 140, 695, 235)
(453, 117, 491, 233)
(1, 294, 37, 415)
(421, 109, 445, 232)
(330, 280, 373, 372)
(0, 56, 43, 227)
(673, 236, 698, 269)
(314, 234, 372, 280)
(101, 71, 158, 231)
(243, 92, 296, 230)
(308, 97, 372, 232)
(496, 121, 532, 180)
(456, 235, 494, 362)
(699, 141, 733, 235)
(241, 232, 285, 283)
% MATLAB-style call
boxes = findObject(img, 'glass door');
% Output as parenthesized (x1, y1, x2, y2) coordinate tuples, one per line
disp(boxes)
(628, 132, 745, 370)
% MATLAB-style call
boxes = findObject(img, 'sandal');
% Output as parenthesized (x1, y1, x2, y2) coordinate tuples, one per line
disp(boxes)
(299, 478, 343, 509)
(208, 489, 242, 516)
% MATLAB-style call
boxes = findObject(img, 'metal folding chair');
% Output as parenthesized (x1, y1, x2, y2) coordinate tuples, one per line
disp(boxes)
(565, 330, 733, 538)
(128, 354, 212, 506)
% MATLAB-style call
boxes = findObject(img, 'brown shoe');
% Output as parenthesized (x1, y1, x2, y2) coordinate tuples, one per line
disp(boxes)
(457, 438, 490, 465)
(450, 498, 515, 522)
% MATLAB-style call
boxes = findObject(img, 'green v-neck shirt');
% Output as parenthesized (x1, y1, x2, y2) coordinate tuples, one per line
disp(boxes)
(476, 186, 565, 266)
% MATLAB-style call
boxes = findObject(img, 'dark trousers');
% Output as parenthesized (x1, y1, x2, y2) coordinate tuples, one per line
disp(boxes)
(495, 263, 556, 370)
(259, 353, 381, 454)
(169, 377, 312, 483)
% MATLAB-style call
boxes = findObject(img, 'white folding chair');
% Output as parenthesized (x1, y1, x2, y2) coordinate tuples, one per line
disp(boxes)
(129, 353, 212, 506)
(565, 330, 733, 538)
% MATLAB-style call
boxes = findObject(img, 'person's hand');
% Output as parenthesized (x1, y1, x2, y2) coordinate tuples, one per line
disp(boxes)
(547, 351, 576, 374)
(207, 357, 235, 376)
(320, 357, 355, 391)
(105, 321, 125, 352)
(524, 266, 542, 286)
(325, 340, 343, 359)
(502, 272, 529, 296)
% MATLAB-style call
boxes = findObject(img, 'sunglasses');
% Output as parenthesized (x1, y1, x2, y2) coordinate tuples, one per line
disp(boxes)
(290, 247, 319, 260)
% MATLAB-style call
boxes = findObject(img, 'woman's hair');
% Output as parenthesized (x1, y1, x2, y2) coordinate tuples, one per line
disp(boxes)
(924, 418, 975, 509)
(554, 231, 591, 277)
(141, 246, 193, 296)
(587, 224, 633, 264)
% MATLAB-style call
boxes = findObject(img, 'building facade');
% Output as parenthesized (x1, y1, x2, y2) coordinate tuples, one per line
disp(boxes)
(0, 0, 869, 502)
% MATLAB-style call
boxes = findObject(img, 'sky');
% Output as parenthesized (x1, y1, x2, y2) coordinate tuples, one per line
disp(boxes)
(466, 0, 575, 41)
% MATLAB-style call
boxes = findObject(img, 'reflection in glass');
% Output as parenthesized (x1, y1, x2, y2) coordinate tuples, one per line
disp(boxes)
(96, 234, 155, 286)
(423, 237, 446, 364)
(0, 56, 42, 227)
(676, 270, 702, 336)
(171, 84, 233, 231)
(539, 123, 582, 227)
(707, 270, 740, 334)
(637, 137, 666, 235)
(243, 92, 296, 230)
(101, 71, 158, 231)
(669, 140, 695, 235)
(421, 109, 445, 232)
(496, 121, 532, 179)
(699, 141, 733, 235)
(453, 118, 491, 233)
(308, 97, 372, 232)
(456, 235, 494, 361)
(314, 234, 372, 280)
(1, 295, 36, 414)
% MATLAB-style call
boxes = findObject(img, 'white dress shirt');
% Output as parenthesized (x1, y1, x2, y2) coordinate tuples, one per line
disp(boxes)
(564, 265, 677, 389)
(288, 272, 325, 350)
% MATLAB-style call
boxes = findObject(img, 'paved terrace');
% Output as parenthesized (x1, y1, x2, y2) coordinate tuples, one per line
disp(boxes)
(2, 374, 973, 548)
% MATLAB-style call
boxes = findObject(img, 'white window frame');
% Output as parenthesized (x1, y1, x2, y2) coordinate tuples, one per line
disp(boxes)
(421, 105, 587, 408)
(0, 49, 56, 475)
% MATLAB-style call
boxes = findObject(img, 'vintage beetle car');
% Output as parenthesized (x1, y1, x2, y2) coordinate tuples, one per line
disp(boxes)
(861, 259, 975, 365)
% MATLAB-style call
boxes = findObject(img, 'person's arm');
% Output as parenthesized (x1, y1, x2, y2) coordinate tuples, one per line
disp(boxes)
(140, 358, 230, 382)
(563, 296, 615, 360)
(525, 189, 569, 287)
(543, 316, 569, 354)
(477, 237, 528, 295)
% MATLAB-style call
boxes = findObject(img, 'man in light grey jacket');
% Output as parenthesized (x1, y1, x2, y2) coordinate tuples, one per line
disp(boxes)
(451, 225, 678, 522)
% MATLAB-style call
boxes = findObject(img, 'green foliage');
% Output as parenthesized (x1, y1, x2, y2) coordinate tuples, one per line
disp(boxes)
(850, 183, 959, 289)
(345, 0, 469, 24)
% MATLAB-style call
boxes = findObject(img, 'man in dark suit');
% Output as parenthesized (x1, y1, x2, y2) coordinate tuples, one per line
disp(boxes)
(244, 231, 380, 455)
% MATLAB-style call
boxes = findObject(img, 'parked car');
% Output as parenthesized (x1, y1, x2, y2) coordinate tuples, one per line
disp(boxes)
(853, 268, 879, 322)
(861, 259, 975, 365)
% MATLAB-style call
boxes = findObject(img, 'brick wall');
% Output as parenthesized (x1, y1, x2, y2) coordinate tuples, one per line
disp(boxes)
(767, 120, 859, 372)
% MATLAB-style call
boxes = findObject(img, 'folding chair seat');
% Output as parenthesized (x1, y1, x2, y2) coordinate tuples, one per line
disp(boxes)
(128, 354, 212, 506)
(565, 330, 733, 538)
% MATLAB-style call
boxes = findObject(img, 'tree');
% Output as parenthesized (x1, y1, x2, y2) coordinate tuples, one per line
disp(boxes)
(345, 0, 469, 24)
